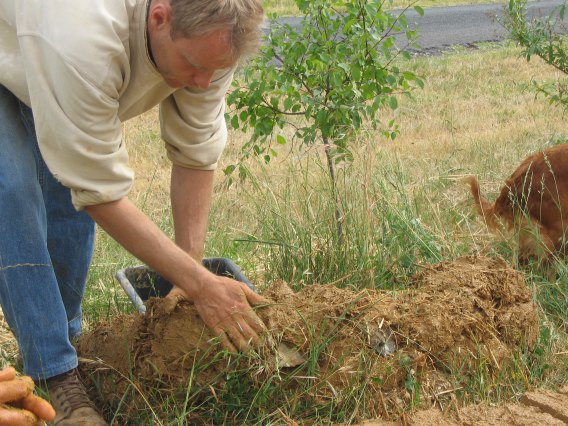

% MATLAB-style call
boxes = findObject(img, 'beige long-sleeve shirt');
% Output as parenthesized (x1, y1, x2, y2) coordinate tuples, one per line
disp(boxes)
(0, 0, 232, 210)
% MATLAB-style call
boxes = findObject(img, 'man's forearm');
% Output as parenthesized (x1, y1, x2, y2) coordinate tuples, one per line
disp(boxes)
(170, 165, 214, 260)
(85, 197, 208, 301)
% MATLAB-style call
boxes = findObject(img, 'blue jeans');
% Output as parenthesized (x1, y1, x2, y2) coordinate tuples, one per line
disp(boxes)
(0, 86, 96, 380)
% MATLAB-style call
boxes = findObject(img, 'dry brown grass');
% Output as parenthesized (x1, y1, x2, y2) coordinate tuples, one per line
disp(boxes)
(387, 48, 565, 166)
(381, 44, 565, 222)
(0, 311, 18, 367)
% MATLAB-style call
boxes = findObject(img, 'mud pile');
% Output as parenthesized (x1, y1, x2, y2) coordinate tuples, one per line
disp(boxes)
(77, 255, 540, 422)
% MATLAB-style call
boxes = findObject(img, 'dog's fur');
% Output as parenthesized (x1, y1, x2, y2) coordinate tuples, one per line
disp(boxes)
(465, 143, 568, 265)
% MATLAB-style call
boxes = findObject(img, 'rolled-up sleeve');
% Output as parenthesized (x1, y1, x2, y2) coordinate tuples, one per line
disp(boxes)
(160, 67, 234, 170)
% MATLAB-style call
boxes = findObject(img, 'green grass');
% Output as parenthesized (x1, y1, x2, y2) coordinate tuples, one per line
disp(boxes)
(232, 152, 448, 291)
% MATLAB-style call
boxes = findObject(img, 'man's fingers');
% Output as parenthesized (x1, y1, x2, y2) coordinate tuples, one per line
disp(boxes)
(166, 287, 185, 300)
(229, 296, 268, 348)
(226, 309, 271, 351)
(235, 318, 261, 348)
(212, 328, 238, 353)
(234, 285, 269, 334)
(240, 309, 267, 336)
(214, 314, 260, 352)
(236, 319, 260, 345)
(21, 394, 56, 422)
(0, 377, 34, 404)
(241, 285, 270, 307)
(163, 288, 186, 314)
(224, 323, 253, 352)
(0, 404, 40, 426)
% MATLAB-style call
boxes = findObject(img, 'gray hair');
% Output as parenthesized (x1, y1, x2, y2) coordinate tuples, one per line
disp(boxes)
(169, 0, 265, 61)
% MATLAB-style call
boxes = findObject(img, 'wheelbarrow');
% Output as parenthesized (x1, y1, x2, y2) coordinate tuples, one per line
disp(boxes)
(115, 257, 256, 315)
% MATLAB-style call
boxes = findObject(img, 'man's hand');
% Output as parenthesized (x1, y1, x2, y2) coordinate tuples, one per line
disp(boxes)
(168, 275, 268, 352)
(0, 367, 56, 426)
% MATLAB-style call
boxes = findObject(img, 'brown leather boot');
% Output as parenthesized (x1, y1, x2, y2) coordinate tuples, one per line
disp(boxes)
(46, 368, 108, 426)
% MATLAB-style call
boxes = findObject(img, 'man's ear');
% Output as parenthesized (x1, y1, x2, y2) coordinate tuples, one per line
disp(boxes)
(147, 0, 172, 31)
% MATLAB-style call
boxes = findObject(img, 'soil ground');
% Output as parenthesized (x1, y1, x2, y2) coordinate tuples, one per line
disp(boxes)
(360, 386, 568, 425)
(74, 255, 568, 424)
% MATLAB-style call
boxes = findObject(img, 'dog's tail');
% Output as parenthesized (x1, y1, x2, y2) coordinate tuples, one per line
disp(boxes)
(463, 175, 501, 231)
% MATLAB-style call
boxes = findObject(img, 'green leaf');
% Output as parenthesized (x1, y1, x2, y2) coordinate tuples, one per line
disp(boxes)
(389, 96, 398, 110)
(283, 97, 294, 111)
(223, 164, 236, 175)
(230, 115, 239, 129)
(352, 63, 362, 81)
(403, 71, 416, 80)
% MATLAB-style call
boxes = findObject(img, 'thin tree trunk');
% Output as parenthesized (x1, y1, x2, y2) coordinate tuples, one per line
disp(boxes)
(323, 137, 344, 244)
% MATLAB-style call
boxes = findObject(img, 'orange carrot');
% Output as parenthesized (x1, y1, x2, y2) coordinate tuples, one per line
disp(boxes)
(21, 394, 56, 422)
(0, 368, 16, 382)
(0, 377, 34, 404)
(0, 403, 40, 426)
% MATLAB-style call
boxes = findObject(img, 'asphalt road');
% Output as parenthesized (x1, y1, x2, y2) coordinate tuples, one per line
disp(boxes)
(269, 0, 567, 55)
(401, 0, 567, 54)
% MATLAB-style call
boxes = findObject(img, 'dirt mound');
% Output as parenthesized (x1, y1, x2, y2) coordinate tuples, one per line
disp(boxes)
(362, 385, 568, 425)
(76, 255, 540, 423)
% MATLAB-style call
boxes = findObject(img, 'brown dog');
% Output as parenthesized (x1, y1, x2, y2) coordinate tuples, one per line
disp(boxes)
(465, 143, 568, 266)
